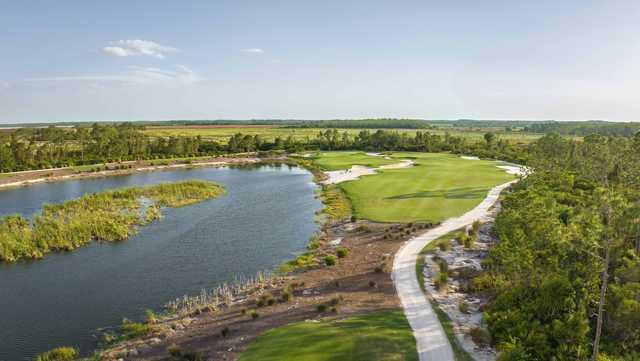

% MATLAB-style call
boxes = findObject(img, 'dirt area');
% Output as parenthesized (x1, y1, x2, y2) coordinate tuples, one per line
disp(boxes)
(99, 221, 432, 361)
(422, 205, 503, 361)
(0, 156, 260, 189)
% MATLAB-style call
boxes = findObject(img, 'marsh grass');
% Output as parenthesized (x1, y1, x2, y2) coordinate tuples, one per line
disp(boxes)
(0, 180, 224, 262)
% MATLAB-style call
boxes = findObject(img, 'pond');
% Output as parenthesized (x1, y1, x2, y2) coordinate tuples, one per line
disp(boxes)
(0, 165, 322, 361)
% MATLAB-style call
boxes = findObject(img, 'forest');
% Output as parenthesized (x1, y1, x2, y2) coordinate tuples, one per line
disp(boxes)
(0, 124, 525, 172)
(478, 133, 640, 360)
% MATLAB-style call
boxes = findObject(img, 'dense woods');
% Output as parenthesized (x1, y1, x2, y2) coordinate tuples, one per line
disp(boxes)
(0, 124, 525, 172)
(0, 180, 224, 262)
(477, 133, 640, 360)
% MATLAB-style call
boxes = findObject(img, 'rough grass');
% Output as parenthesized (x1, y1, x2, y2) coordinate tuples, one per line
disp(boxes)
(143, 126, 542, 144)
(238, 310, 418, 361)
(318, 152, 514, 223)
(319, 184, 351, 222)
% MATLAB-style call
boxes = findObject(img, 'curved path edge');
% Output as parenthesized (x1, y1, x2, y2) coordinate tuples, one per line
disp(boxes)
(392, 180, 518, 361)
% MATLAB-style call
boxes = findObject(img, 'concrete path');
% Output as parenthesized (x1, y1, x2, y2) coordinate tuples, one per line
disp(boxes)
(392, 180, 518, 361)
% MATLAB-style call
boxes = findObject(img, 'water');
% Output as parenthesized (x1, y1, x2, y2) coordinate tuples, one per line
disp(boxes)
(0, 165, 322, 361)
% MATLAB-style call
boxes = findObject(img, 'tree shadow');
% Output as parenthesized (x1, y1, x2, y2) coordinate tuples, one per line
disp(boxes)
(386, 187, 488, 200)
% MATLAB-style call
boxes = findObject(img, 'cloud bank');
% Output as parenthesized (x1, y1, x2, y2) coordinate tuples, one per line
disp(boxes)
(103, 40, 179, 59)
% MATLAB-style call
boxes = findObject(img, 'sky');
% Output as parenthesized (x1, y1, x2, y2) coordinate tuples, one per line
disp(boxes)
(1, 0, 640, 123)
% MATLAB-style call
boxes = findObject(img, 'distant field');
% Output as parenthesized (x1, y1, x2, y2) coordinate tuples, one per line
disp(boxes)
(238, 310, 417, 361)
(144, 125, 542, 144)
(313, 152, 515, 223)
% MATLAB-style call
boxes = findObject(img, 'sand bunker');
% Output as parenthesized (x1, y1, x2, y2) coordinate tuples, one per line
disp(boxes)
(322, 160, 414, 185)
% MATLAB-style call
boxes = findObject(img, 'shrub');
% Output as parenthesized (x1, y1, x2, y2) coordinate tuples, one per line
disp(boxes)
(324, 255, 337, 266)
(468, 327, 491, 347)
(458, 300, 470, 314)
(463, 234, 475, 249)
(438, 260, 448, 273)
(221, 326, 230, 337)
(336, 247, 349, 258)
(280, 290, 293, 302)
(145, 308, 158, 324)
(374, 265, 384, 273)
(316, 304, 328, 312)
(256, 292, 275, 307)
(35, 347, 78, 361)
(438, 240, 452, 251)
(121, 318, 151, 339)
(250, 310, 260, 319)
(434, 272, 448, 290)
(330, 306, 339, 313)
(168, 344, 203, 361)
(368, 280, 377, 288)
(329, 296, 343, 305)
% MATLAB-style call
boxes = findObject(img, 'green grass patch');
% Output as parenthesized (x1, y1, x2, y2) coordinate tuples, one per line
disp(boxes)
(312, 151, 397, 171)
(35, 347, 79, 361)
(238, 310, 418, 361)
(318, 152, 514, 223)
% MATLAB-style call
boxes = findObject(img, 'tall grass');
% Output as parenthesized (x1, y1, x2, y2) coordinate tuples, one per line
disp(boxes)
(0, 180, 224, 262)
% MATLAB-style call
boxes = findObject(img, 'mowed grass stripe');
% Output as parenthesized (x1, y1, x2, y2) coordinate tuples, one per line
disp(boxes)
(238, 310, 418, 361)
(317, 152, 514, 223)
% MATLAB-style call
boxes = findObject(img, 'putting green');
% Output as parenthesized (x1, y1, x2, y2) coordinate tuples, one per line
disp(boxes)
(238, 311, 417, 361)
(312, 151, 398, 171)
(315, 152, 515, 223)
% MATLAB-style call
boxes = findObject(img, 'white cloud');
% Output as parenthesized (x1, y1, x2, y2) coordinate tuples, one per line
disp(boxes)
(241, 48, 264, 54)
(102, 40, 179, 59)
(24, 66, 204, 87)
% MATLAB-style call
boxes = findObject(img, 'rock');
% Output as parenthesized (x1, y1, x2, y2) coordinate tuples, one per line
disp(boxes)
(127, 349, 139, 357)
(148, 337, 162, 345)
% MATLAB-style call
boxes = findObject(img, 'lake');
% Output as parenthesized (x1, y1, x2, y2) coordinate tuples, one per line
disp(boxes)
(0, 164, 322, 361)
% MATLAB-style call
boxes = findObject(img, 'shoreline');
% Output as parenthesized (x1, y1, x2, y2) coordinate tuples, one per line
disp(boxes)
(0, 156, 262, 190)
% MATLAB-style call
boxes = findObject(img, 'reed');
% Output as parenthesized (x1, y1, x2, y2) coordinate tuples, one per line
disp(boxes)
(0, 180, 225, 262)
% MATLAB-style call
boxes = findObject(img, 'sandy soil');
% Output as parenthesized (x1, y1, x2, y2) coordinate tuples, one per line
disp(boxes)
(392, 179, 518, 361)
(99, 221, 431, 361)
(321, 160, 414, 185)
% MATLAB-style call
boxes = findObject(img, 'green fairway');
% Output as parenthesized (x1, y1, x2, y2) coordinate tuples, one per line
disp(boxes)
(315, 152, 514, 223)
(312, 151, 398, 171)
(238, 311, 417, 361)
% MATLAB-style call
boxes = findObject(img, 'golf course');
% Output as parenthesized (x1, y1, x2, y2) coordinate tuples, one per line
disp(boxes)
(314, 152, 515, 223)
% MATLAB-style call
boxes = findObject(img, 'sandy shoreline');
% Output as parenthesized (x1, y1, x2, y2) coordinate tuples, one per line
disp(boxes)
(0, 157, 261, 190)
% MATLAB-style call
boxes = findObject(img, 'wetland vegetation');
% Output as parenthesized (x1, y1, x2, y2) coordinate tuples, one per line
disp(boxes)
(0, 180, 224, 262)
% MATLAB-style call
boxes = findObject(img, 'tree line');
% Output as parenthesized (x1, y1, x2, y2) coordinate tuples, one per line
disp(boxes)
(0, 124, 524, 172)
(478, 133, 639, 360)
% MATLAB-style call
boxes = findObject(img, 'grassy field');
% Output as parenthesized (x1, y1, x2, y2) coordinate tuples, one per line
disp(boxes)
(238, 310, 417, 361)
(144, 126, 542, 144)
(312, 151, 398, 170)
(314, 152, 514, 223)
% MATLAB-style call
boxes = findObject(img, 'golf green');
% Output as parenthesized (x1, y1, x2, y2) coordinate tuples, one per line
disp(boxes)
(315, 152, 515, 223)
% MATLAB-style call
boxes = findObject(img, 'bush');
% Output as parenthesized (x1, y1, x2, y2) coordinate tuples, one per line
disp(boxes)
(330, 306, 339, 313)
(374, 265, 384, 273)
(256, 292, 275, 307)
(121, 318, 151, 339)
(336, 247, 349, 258)
(329, 296, 343, 305)
(250, 310, 260, 319)
(458, 300, 470, 314)
(438, 240, 452, 251)
(280, 290, 293, 302)
(463, 234, 475, 249)
(35, 347, 78, 361)
(145, 308, 158, 324)
(324, 255, 337, 266)
(221, 326, 230, 337)
(316, 304, 328, 312)
(168, 344, 203, 361)
(468, 327, 491, 347)
(368, 280, 377, 288)
(434, 272, 448, 290)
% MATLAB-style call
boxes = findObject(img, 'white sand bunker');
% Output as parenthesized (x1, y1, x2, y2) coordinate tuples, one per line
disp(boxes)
(460, 156, 480, 160)
(322, 160, 414, 185)
(497, 165, 527, 176)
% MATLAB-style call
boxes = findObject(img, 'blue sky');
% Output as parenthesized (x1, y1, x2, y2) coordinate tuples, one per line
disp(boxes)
(1, 0, 639, 123)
